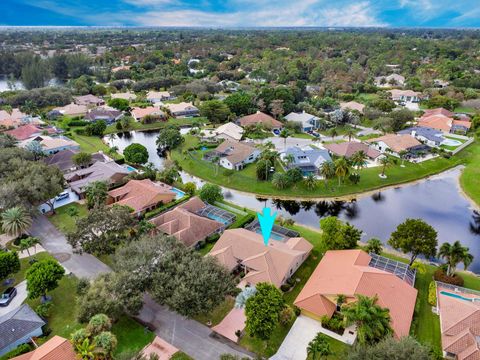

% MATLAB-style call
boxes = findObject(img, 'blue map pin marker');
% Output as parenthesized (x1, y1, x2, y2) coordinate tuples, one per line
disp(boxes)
(257, 207, 277, 246)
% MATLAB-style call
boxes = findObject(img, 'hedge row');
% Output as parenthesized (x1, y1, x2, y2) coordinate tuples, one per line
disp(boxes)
(428, 281, 437, 306)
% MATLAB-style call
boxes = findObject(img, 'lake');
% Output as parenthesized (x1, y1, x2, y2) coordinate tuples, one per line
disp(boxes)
(106, 130, 480, 273)
(0, 75, 64, 92)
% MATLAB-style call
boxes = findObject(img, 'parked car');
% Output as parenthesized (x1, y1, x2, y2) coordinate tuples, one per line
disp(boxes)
(311, 132, 320, 138)
(0, 287, 17, 307)
(272, 129, 280, 136)
(55, 191, 70, 201)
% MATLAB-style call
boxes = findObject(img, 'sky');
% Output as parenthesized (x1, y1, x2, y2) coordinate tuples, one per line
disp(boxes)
(1, 0, 479, 28)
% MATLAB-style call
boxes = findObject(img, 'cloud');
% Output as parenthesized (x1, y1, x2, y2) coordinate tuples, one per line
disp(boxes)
(315, 2, 387, 27)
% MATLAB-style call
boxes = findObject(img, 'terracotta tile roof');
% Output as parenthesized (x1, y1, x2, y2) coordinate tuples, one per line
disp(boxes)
(418, 115, 453, 132)
(294, 250, 417, 338)
(437, 285, 480, 359)
(53, 103, 88, 116)
(209, 228, 313, 288)
(131, 106, 165, 120)
(108, 179, 176, 213)
(12, 336, 76, 360)
(214, 140, 258, 165)
(112, 65, 130, 72)
(149, 197, 224, 247)
(141, 336, 178, 360)
(5, 124, 42, 140)
(453, 120, 472, 130)
(367, 134, 421, 153)
(339, 101, 365, 113)
(324, 142, 381, 159)
(0, 108, 26, 122)
(387, 89, 421, 100)
(74, 94, 104, 106)
(164, 102, 199, 114)
(423, 108, 454, 118)
(237, 111, 283, 128)
(212, 307, 246, 342)
(111, 92, 137, 101)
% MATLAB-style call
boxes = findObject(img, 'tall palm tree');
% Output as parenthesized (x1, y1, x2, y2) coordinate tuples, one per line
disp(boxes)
(351, 150, 368, 170)
(279, 129, 290, 150)
(346, 128, 356, 142)
(284, 153, 295, 168)
(398, 150, 408, 167)
(438, 241, 474, 277)
(212, 156, 220, 175)
(365, 238, 383, 255)
(334, 157, 350, 185)
(303, 173, 318, 190)
(319, 161, 336, 189)
(329, 127, 338, 141)
(1, 207, 32, 238)
(335, 294, 347, 311)
(19, 236, 40, 258)
(307, 333, 333, 359)
(379, 156, 392, 178)
(341, 294, 392, 345)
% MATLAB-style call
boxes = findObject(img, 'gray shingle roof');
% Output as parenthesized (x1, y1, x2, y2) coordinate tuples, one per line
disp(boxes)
(398, 126, 444, 143)
(0, 304, 45, 350)
(284, 146, 331, 169)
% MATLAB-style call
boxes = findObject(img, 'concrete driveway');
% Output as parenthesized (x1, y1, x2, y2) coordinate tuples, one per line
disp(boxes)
(0, 281, 27, 316)
(138, 295, 253, 360)
(29, 215, 110, 279)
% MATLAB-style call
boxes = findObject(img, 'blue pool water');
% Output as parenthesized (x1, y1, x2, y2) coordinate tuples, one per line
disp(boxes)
(125, 165, 136, 172)
(201, 146, 208, 151)
(205, 213, 230, 225)
(254, 228, 285, 241)
(172, 188, 186, 200)
(440, 291, 478, 302)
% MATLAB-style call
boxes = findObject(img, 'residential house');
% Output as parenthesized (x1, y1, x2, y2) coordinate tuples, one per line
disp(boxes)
(281, 146, 332, 176)
(20, 135, 80, 155)
(5, 124, 44, 141)
(374, 74, 406, 87)
(209, 228, 313, 288)
(366, 133, 425, 157)
(110, 92, 137, 101)
(85, 108, 123, 124)
(436, 283, 480, 359)
(53, 103, 88, 117)
(0, 108, 28, 129)
(65, 161, 130, 198)
(111, 65, 130, 73)
(43, 149, 107, 173)
(11, 335, 76, 360)
(423, 108, 454, 118)
(434, 79, 450, 88)
(387, 89, 422, 103)
(73, 94, 105, 107)
(107, 179, 176, 216)
(150, 197, 225, 247)
(306, 85, 321, 94)
(131, 107, 166, 122)
(0, 304, 45, 356)
(201, 122, 244, 142)
(418, 108, 471, 134)
(206, 140, 260, 170)
(284, 111, 320, 132)
(146, 91, 172, 104)
(164, 102, 199, 118)
(294, 250, 417, 338)
(217, 80, 241, 92)
(236, 111, 283, 130)
(398, 127, 446, 147)
(324, 142, 382, 161)
(339, 101, 365, 114)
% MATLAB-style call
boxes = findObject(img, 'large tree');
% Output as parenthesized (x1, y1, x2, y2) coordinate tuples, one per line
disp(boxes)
(123, 143, 149, 165)
(347, 336, 432, 360)
(438, 241, 474, 277)
(0, 251, 20, 280)
(72, 152, 93, 168)
(84, 181, 108, 209)
(199, 99, 231, 123)
(26, 259, 65, 301)
(341, 295, 392, 345)
(245, 282, 285, 340)
(320, 216, 362, 250)
(199, 183, 223, 204)
(388, 218, 438, 266)
(224, 92, 256, 116)
(156, 125, 184, 150)
(1, 206, 32, 238)
(67, 205, 137, 255)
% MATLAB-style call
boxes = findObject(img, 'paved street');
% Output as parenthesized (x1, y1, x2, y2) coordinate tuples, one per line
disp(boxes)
(138, 295, 253, 360)
(29, 215, 111, 279)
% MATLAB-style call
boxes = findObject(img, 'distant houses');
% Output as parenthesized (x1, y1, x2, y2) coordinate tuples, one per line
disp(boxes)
(44, 149, 108, 173)
(164, 102, 199, 118)
(19, 135, 80, 155)
(418, 108, 472, 134)
(85, 108, 123, 124)
(130, 106, 166, 122)
(339, 101, 365, 114)
(284, 111, 320, 132)
(236, 111, 283, 130)
(374, 74, 405, 87)
(53, 103, 88, 117)
(201, 122, 244, 142)
(398, 127, 446, 147)
(73, 94, 105, 107)
(146, 91, 172, 104)
(110, 92, 137, 101)
(281, 146, 331, 176)
(387, 89, 422, 104)
(205, 140, 260, 171)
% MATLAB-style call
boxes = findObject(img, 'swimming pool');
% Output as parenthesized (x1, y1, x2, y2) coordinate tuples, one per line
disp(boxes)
(442, 139, 462, 147)
(440, 291, 479, 302)
(204, 213, 230, 225)
(124, 165, 136, 172)
(254, 228, 285, 241)
(171, 187, 186, 200)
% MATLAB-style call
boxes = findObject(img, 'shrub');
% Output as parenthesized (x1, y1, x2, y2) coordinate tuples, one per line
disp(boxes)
(428, 281, 437, 306)
(321, 314, 345, 334)
(0, 344, 32, 360)
(206, 233, 220, 244)
(280, 283, 291, 292)
(74, 128, 86, 135)
(35, 301, 53, 318)
(434, 269, 464, 286)
(87, 314, 112, 335)
(293, 305, 301, 316)
(68, 120, 89, 127)
(279, 305, 295, 326)
(286, 277, 296, 286)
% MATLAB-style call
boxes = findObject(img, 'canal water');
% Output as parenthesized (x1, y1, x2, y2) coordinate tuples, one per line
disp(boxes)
(106, 130, 480, 272)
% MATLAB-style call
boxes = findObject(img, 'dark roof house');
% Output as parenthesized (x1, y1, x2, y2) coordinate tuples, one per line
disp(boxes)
(324, 142, 381, 160)
(282, 146, 331, 175)
(85, 108, 123, 124)
(43, 149, 107, 173)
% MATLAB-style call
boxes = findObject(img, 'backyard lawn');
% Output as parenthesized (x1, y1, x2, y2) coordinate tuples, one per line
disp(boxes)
(49, 203, 88, 233)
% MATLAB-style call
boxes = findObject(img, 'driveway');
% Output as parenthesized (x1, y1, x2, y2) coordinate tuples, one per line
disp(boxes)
(138, 295, 253, 360)
(0, 281, 27, 316)
(29, 215, 111, 279)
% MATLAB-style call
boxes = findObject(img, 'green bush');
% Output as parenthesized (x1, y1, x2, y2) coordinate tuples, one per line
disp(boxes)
(434, 269, 464, 286)
(280, 283, 291, 292)
(428, 281, 437, 306)
(0, 344, 32, 360)
(206, 233, 220, 244)
(69, 120, 89, 127)
(74, 128, 86, 135)
(36, 301, 53, 318)
(321, 314, 345, 334)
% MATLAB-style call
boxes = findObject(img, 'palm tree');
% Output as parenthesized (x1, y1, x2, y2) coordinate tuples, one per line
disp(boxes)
(334, 157, 350, 185)
(19, 236, 40, 258)
(438, 241, 474, 277)
(212, 155, 220, 175)
(335, 294, 347, 311)
(261, 140, 275, 151)
(341, 294, 392, 345)
(346, 128, 356, 142)
(108, 146, 119, 156)
(307, 333, 332, 359)
(284, 153, 295, 168)
(329, 127, 338, 141)
(279, 129, 290, 149)
(319, 161, 336, 189)
(1, 207, 32, 238)
(75, 338, 96, 360)
(303, 173, 318, 190)
(365, 238, 383, 255)
(398, 150, 408, 167)
(379, 156, 392, 178)
(351, 150, 368, 170)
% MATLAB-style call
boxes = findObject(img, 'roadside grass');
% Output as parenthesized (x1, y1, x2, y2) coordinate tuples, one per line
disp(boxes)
(194, 296, 235, 326)
(48, 203, 88, 234)
(171, 134, 472, 199)
(1, 252, 54, 292)
(171, 352, 194, 360)
(291, 132, 314, 139)
(112, 316, 155, 357)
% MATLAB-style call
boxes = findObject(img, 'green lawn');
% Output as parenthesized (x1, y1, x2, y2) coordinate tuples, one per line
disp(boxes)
(171, 352, 194, 360)
(194, 296, 235, 326)
(291, 132, 314, 139)
(171, 134, 473, 199)
(112, 316, 155, 357)
(49, 203, 88, 234)
(459, 138, 480, 206)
